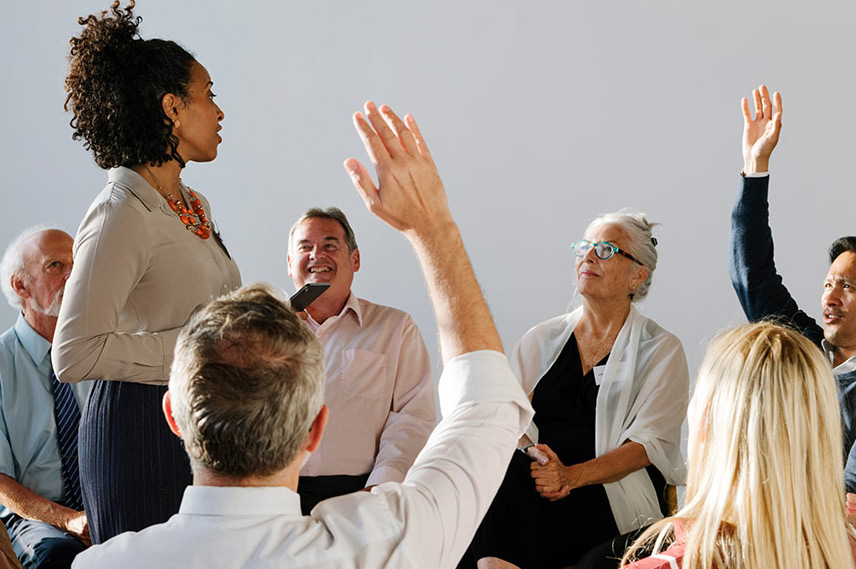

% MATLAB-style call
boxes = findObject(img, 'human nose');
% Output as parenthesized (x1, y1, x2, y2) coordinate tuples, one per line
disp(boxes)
(581, 244, 599, 262)
(216, 102, 225, 121)
(824, 286, 841, 306)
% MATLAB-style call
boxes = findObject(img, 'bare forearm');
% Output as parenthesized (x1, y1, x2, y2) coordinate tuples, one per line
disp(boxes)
(570, 441, 650, 488)
(407, 222, 503, 363)
(0, 474, 77, 529)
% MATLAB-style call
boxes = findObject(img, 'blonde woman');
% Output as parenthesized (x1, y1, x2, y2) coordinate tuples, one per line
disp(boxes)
(622, 322, 856, 569)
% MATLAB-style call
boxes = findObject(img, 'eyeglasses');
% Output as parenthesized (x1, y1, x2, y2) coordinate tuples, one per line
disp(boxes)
(572, 240, 644, 266)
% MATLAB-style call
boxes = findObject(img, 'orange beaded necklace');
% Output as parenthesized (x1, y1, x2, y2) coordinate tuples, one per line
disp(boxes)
(144, 166, 211, 240)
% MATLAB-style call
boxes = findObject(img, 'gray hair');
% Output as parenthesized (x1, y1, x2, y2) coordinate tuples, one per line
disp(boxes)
(0, 224, 60, 310)
(585, 210, 658, 301)
(288, 207, 358, 253)
(169, 283, 326, 478)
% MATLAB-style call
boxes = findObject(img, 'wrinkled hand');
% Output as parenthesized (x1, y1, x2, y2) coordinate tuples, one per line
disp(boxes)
(65, 510, 90, 546)
(529, 444, 580, 502)
(345, 102, 452, 239)
(741, 84, 782, 174)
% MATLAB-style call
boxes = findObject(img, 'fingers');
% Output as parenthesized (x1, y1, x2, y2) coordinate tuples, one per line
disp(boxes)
(405, 114, 433, 161)
(753, 88, 762, 119)
(352, 111, 385, 166)
(365, 102, 406, 160)
(759, 85, 771, 120)
(343, 158, 379, 210)
(379, 105, 418, 156)
(741, 97, 751, 123)
(772, 90, 783, 118)
(535, 443, 558, 463)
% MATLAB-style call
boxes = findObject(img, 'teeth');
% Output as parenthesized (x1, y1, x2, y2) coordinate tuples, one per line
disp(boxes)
(309, 267, 331, 273)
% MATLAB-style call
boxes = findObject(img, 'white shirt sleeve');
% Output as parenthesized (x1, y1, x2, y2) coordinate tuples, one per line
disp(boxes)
(380, 350, 533, 568)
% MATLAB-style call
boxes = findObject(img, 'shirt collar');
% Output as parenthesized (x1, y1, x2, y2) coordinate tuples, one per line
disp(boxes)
(179, 485, 302, 517)
(14, 313, 52, 372)
(107, 166, 172, 214)
(306, 292, 362, 330)
(822, 339, 856, 375)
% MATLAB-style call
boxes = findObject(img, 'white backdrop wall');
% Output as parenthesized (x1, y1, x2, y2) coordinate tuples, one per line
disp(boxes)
(1, 0, 854, 383)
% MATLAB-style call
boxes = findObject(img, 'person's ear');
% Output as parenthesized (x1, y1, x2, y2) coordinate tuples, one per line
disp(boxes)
(10, 274, 29, 301)
(161, 93, 180, 127)
(306, 405, 329, 452)
(162, 390, 182, 438)
(286, 252, 293, 278)
(351, 248, 360, 273)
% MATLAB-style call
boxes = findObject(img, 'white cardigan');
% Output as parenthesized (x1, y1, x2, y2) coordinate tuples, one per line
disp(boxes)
(510, 306, 689, 534)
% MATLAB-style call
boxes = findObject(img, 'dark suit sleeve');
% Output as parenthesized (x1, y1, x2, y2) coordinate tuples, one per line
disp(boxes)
(728, 175, 824, 346)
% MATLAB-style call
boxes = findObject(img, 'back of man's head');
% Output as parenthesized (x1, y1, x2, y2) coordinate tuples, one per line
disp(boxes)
(169, 283, 325, 478)
(829, 236, 856, 264)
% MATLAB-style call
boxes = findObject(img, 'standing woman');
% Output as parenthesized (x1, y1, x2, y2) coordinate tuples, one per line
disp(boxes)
(54, 1, 241, 544)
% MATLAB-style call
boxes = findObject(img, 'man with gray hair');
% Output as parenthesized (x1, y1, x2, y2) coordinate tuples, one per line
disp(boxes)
(71, 101, 533, 568)
(286, 206, 435, 513)
(0, 226, 91, 568)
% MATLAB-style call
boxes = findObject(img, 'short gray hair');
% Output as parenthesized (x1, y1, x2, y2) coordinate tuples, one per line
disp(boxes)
(0, 224, 60, 310)
(585, 210, 658, 301)
(288, 207, 358, 253)
(169, 283, 326, 478)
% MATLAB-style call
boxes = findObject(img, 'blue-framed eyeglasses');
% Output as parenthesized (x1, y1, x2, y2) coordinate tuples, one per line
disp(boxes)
(572, 240, 644, 266)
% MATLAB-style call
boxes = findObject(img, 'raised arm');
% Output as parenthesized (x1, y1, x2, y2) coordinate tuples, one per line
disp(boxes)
(729, 86, 823, 345)
(345, 102, 532, 567)
(345, 102, 502, 361)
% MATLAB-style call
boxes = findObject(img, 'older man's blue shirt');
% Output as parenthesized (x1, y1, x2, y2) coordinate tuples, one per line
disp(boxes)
(0, 314, 90, 516)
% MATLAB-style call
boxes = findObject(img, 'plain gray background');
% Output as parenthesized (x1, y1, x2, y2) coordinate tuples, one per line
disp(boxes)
(1, 0, 854, 382)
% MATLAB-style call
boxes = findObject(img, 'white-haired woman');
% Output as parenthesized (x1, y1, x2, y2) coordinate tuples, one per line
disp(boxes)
(460, 212, 689, 569)
(621, 322, 856, 569)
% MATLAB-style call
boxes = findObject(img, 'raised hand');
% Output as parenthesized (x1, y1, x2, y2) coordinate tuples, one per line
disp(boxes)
(344, 101, 452, 240)
(741, 84, 782, 174)
(345, 101, 503, 361)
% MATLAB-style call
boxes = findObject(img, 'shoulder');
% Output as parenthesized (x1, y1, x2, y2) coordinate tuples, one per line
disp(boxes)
(357, 297, 414, 326)
(635, 312, 685, 353)
(72, 524, 174, 568)
(516, 312, 577, 350)
(77, 182, 149, 236)
(625, 546, 685, 569)
(0, 326, 18, 351)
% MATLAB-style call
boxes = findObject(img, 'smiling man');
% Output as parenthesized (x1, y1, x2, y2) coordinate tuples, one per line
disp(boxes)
(286, 207, 436, 514)
(730, 85, 856, 491)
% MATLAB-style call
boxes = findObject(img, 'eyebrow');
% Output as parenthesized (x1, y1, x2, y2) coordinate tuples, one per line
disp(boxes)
(297, 236, 341, 244)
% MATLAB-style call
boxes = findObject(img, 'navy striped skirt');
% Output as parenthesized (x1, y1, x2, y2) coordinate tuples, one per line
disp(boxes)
(79, 380, 192, 544)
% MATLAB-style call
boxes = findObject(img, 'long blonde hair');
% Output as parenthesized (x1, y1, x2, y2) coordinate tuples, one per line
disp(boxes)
(622, 322, 854, 569)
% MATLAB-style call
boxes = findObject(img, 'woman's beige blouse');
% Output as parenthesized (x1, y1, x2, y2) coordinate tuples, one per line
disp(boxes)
(53, 167, 242, 385)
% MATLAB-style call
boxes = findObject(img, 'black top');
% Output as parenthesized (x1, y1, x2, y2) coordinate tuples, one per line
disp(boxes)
(530, 333, 667, 566)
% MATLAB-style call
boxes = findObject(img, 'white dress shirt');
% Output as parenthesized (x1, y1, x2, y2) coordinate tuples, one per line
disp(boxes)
(71, 350, 534, 569)
(301, 294, 436, 486)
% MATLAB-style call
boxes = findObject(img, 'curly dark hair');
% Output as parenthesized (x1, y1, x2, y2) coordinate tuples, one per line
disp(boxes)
(64, 0, 197, 169)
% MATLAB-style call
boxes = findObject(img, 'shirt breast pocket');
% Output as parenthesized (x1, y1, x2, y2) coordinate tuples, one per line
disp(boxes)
(341, 349, 389, 400)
